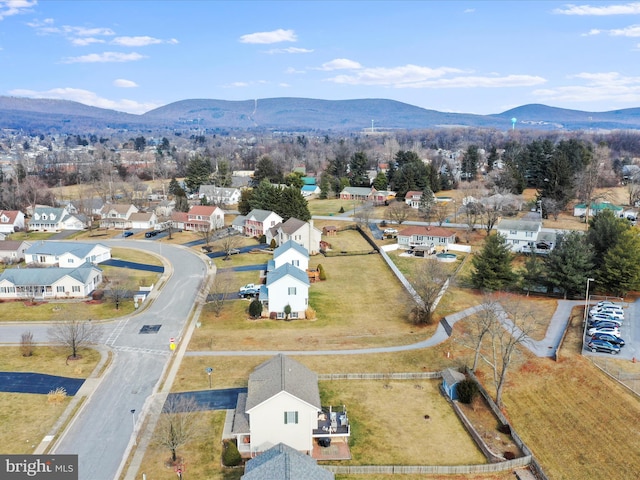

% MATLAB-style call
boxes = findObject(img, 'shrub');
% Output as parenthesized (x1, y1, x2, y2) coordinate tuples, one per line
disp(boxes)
(305, 306, 317, 320)
(47, 387, 67, 404)
(248, 299, 262, 318)
(269, 238, 276, 249)
(504, 451, 516, 460)
(317, 263, 326, 281)
(20, 330, 34, 357)
(498, 423, 512, 435)
(456, 377, 478, 404)
(284, 304, 292, 320)
(339, 206, 345, 213)
(258, 234, 266, 244)
(222, 439, 242, 467)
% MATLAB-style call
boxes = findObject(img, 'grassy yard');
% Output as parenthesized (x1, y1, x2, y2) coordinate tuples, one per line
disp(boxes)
(308, 198, 359, 216)
(0, 346, 100, 454)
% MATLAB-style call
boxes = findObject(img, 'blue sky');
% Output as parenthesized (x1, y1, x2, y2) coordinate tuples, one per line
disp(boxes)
(1, 0, 640, 115)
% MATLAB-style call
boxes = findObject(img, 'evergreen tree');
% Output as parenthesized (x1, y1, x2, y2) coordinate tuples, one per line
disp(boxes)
(253, 156, 281, 185)
(470, 233, 517, 291)
(238, 188, 254, 215)
(284, 172, 304, 189)
(168, 177, 181, 196)
(599, 229, 640, 296)
(349, 151, 369, 187)
(418, 187, 436, 223)
(213, 160, 233, 187)
(586, 209, 630, 270)
(389, 150, 430, 198)
(184, 155, 212, 192)
(250, 179, 282, 213)
(372, 171, 388, 190)
(461, 145, 480, 181)
(545, 231, 594, 298)
(278, 186, 311, 221)
(520, 253, 545, 295)
(319, 174, 330, 199)
(174, 193, 189, 212)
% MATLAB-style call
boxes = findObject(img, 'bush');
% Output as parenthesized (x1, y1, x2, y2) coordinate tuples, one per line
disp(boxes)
(503, 451, 516, 460)
(305, 306, 317, 320)
(498, 423, 512, 435)
(222, 439, 242, 467)
(269, 238, 276, 249)
(456, 377, 478, 404)
(259, 234, 266, 244)
(317, 263, 326, 281)
(339, 206, 345, 213)
(248, 299, 262, 318)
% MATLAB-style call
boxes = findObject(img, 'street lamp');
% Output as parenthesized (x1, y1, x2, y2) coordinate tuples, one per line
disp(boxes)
(130, 409, 137, 446)
(582, 278, 595, 353)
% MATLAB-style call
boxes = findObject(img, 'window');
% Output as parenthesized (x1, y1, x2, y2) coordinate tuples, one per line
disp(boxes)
(525, 231, 534, 238)
(288, 287, 296, 295)
(57, 286, 65, 293)
(284, 411, 298, 424)
(1, 286, 15, 293)
(291, 259, 299, 267)
(72, 286, 81, 293)
(510, 230, 517, 235)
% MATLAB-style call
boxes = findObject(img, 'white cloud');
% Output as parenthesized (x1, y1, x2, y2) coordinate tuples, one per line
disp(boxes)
(71, 37, 105, 46)
(609, 24, 640, 36)
(62, 51, 145, 63)
(8, 87, 158, 114)
(463, 8, 475, 13)
(113, 78, 138, 88)
(285, 67, 306, 74)
(554, 3, 640, 15)
(583, 28, 602, 36)
(265, 47, 313, 54)
(225, 82, 250, 88)
(318, 58, 362, 71)
(239, 28, 296, 44)
(533, 71, 640, 104)
(111, 36, 164, 47)
(279, 83, 291, 87)
(0, 0, 37, 21)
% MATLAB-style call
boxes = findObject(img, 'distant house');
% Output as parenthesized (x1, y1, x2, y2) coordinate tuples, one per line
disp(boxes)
(29, 206, 85, 232)
(397, 226, 457, 251)
(155, 199, 176, 218)
(170, 211, 188, 231)
(405, 191, 423, 208)
(99, 204, 139, 229)
(370, 190, 396, 205)
(0, 210, 26, 233)
(232, 354, 349, 458)
(129, 212, 158, 230)
(0, 265, 103, 300)
(231, 215, 246, 233)
(261, 263, 310, 319)
(266, 218, 321, 255)
(198, 185, 242, 206)
(339, 186, 374, 201)
(442, 368, 466, 401)
(0, 240, 31, 264)
(301, 185, 321, 197)
(496, 219, 544, 253)
(241, 443, 334, 480)
(185, 205, 224, 232)
(573, 201, 624, 218)
(244, 209, 283, 238)
(25, 241, 111, 267)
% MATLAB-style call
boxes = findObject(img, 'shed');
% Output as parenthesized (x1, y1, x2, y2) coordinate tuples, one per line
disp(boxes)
(441, 368, 466, 401)
(322, 226, 337, 236)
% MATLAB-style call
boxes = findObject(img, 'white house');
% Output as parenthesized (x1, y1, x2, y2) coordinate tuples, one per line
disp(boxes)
(29, 206, 85, 232)
(573, 201, 624, 218)
(244, 209, 283, 238)
(0, 240, 31, 264)
(404, 191, 423, 209)
(198, 185, 242, 206)
(185, 205, 224, 232)
(241, 443, 334, 479)
(496, 219, 543, 252)
(99, 204, 139, 229)
(0, 210, 26, 233)
(232, 354, 321, 456)
(261, 263, 310, 319)
(0, 265, 103, 300)
(129, 212, 158, 230)
(270, 240, 310, 272)
(266, 218, 322, 255)
(25, 241, 111, 267)
(300, 185, 321, 197)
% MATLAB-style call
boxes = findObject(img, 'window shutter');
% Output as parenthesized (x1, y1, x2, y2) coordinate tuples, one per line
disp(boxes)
(284, 412, 287, 424)
(295, 411, 298, 424)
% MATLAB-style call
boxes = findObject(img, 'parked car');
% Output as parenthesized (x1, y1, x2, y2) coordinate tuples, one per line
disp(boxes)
(238, 283, 259, 297)
(587, 326, 621, 337)
(595, 300, 621, 308)
(590, 332, 625, 347)
(122, 231, 134, 238)
(588, 317, 623, 328)
(590, 306, 624, 318)
(145, 231, 158, 238)
(587, 339, 621, 355)
(228, 248, 240, 255)
(588, 321, 623, 331)
(383, 228, 398, 235)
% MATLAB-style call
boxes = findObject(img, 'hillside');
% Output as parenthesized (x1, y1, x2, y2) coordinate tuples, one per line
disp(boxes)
(1, 96, 639, 133)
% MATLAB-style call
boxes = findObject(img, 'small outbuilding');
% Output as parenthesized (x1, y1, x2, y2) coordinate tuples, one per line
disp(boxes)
(441, 368, 466, 401)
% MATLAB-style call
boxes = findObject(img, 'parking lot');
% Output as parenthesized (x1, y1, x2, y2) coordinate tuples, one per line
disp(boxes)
(583, 299, 640, 361)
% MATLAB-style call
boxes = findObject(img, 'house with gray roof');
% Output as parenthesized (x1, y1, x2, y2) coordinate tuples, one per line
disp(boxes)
(25, 241, 111, 267)
(232, 354, 348, 459)
(0, 264, 103, 300)
(244, 209, 283, 238)
(260, 263, 310, 320)
(267, 239, 310, 272)
(495, 219, 553, 253)
(266, 217, 321, 255)
(0, 240, 32, 264)
(99, 203, 138, 229)
(242, 443, 334, 480)
(28, 206, 86, 232)
(339, 186, 375, 201)
(198, 185, 241, 206)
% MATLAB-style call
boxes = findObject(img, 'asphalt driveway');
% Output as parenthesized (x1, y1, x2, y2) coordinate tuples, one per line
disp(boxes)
(165, 387, 247, 411)
(0, 372, 84, 395)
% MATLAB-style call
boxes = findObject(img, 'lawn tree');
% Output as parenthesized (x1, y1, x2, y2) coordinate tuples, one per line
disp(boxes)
(464, 294, 501, 372)
(106, 273, 129, 310)
(20, 330, 35, 357)
(409, 260, 449, 325)
(372, 171, 388, 190)
(155, 395, 202, 464)
(541, 197, 561, 221)
(48, 319, 101, 359)
(252, 155, 282, 185)
(249, 298, 263, 318)
(197, 225, 214, 249)
(349, 151, 370, 187)
(385, 201, 411, 225)
(586, 209, 629, 271)
(545, 231, 594, 299)
(354, 200, 374, 228)
(480, 194, 505, 235)
(599, 229, 640, 296)
(462, 200, 484, 241)
(575, 144, 610, 225)
(208, 268, 230, 317)
(432, 201, 449, 226)
(461, 145, 480, 181)
(520, 253, 545, 296)
(184, 154, 212, 193)
(220, 231, 242, 260)
(470, 233, 517, 291)
(418, 187, 436, 224)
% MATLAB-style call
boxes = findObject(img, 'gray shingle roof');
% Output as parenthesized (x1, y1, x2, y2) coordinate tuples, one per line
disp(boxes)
(279, 217, 306, 235)
(245, 354, 320, 412)
(265, 263, 310, 287)
(496, 219, 541, 232)
(247, 209, 279, 222)
(242, 443, 334, 480)
(0, 265, 101, 286)
(231, 392, 250, 435)
(273, 239, 309, 260)
(25, 241, 106, 259)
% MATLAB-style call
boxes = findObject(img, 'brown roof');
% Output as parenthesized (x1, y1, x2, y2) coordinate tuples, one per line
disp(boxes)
(129, 212, 154, 221)
(0, 210, 21, 223)
(280, 217, 306, 234)
(0, 240, 23, 251)
(398, 225, 456, 237)
(171, 211, 189, 222)
(188, 205, 220, 216)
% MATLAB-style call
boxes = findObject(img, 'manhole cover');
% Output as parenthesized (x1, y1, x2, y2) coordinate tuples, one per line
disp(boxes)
(139, 324, 161, 334)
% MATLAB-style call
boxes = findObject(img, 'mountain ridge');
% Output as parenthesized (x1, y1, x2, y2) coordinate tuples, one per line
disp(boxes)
(1, 96, 639, 132)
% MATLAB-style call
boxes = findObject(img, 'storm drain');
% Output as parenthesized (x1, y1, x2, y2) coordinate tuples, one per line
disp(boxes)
(139, 324, 161, 334)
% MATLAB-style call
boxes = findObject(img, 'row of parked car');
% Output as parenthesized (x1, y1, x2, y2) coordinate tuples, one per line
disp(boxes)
(586, 301, 626, 355)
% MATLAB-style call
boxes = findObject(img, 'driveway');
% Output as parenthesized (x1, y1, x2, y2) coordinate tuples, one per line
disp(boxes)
(101, 258, 165, 273)
(165, 388, 247, 411)
(0, 372, 84, 395)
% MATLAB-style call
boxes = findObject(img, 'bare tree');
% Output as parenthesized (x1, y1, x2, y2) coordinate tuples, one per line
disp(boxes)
(197, 225, 214, 248)
(386, 201, 411, 225)
(106, 272, 129, 310)
(409, 260, 450, 325)
(219, 231, 242, 260)
(155, 395, 202, 463)
(541, 197, 561, 220)
(20, 330, 35, 357)
(48, 319, 101, 359)
(627, 177, 640, 207)
(354, 200, 374, 228)
(432, 202, 449, 226)
(208, 269, 231, 316)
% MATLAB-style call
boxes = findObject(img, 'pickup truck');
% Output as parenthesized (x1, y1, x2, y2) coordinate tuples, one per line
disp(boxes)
(238, 283, 260, 297)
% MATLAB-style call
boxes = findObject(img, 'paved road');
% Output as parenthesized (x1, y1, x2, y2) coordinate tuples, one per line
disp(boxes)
(12, 240, 207, 480)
